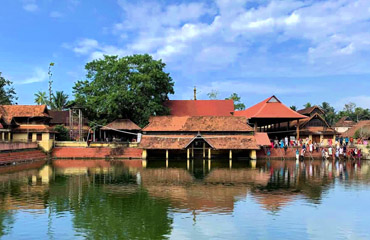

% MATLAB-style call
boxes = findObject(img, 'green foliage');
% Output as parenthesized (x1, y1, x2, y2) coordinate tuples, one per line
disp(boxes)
(207, 90, 219, 100)
(320, 102, 336, 125)
(225, 93, 245, 110)
(0, 72, 17, 104)
(303, 102, 312, 108)
(54, 125, 70, 141)
(34, 91, 48, 105)
(354, 127, 370, 139)
(50, 91, 70, 110)
(290, 105, 297, 111)
(73, 54, 174, 127)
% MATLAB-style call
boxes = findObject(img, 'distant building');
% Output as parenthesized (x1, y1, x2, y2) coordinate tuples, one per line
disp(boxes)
(49, 110, 89, 140)
(341, 120, 370, 138)
(101, 119, 141, 142)
(0, 105, 55, 150)
(334, 116, 355, 133)
(297, 106, 325, 117)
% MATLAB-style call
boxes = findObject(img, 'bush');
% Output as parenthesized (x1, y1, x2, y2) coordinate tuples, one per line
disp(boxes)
(354, 127, 370, 139)
(54, 125, 70, 141)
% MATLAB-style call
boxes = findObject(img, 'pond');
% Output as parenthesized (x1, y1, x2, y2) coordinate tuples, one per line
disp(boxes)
(0, 158, 369, 240)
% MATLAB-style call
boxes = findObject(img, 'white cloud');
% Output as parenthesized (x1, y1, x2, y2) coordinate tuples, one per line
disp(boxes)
(23, 3, 38, 12)
(67, 0, 370, 76)
(50, 11, 63, 18)
(18, 68, 48, 85)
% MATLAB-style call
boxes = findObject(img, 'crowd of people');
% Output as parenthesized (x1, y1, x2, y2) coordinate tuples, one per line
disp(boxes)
(269, 136, 365, 161)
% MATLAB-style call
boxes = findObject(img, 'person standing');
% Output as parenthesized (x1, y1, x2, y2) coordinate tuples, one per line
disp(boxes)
(285, 136, 289, 147)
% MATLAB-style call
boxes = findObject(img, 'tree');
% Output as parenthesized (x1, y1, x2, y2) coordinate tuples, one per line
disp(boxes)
(320, 102, 336, 125)
(290, 105, 297, 111)
(0, 72, 17, 104)
(303, 102, 312, 108)
(34, 91, 48, 105)
(207, 90, 219, 100)
(51, 91, 69, 110)
(73, 54, 174, 127)
(225, 93, 245, 110)
(54, 125, 70, 141)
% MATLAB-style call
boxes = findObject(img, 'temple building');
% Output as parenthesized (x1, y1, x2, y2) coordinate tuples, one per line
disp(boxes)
(0, 105, 55, 150)
(140, 115, 269, 160)
(334, 116, 355, 134)
(234, 96, 307, 140)
(101, 119, 141, 142)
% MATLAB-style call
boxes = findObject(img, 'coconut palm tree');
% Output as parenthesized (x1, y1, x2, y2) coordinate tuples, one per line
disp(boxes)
(34, 91, 48, 105)
(51, 91, 69, 110)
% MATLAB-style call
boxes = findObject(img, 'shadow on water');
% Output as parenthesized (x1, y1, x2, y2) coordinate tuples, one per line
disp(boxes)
(0, 158, 368, 239)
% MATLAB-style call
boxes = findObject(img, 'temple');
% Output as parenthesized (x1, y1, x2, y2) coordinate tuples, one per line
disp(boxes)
(140, 115, 269, 160)
(234, 96, 307, 140)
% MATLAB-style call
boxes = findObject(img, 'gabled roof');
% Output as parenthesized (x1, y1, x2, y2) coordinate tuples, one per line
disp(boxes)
(142, 116, 253, 132)
(298, 113, 331, 129)
(0, 105, 50, 125)
(255, 132, 270, 146)
(297, 106, 325, 116)
(101, 119, 141, 131)
(234, 96, 307, 119)
(334, 116, 356, 128)
(164, 100, 234, 116)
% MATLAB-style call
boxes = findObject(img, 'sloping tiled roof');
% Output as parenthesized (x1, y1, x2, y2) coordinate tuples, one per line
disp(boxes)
(143, 116, 253, 132)
(164, 100, 234, 116)
(297, 106, 325, 115)
(234, 96, 307, 119)
(341, 120, 370, 137)
(334, 117, 356, 128)
(140, 134, 260, 150)
(255, 132, 271, 146)
(13, 125, 56, 133)
(101, 119, 141, 131)
(49, 110, 69, 124)
(0, 105, 50, 125)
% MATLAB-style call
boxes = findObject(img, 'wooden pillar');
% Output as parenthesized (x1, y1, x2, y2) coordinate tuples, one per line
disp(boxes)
(208, 148, 211, 160)
(208, 159, 211, 171)
(229, 150, 232, 159)
(166, 150, 169, 159)
(142, 149, 147, 160)
(1, 132, 4, 141)
(254, 122, 258, 132)
(166, 159, 168, 168)
(229, 159, 232, 169)
(187, 148, 190, 159)
(250, 160, 257, 169)
(187, 159, 190, 170)
(142, 160, 147, 168)
(249, 150, 257, 160)
(203, 142, 206, 158)
(191, 146, 194, 158)
(296, 119, 300, 140)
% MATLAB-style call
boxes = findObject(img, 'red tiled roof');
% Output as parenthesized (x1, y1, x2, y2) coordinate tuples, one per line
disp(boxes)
(13, 125, 56, 133)
(0, 105, 50, 125)
(255, 132, 270, 146)
(234, 96, 307, 119)
(334, 117, 356, 128)
(101, 119, 141, 131)
(341, 120, 370, 137)
(297, 106, 324, 115)
(143, 116, 253, 132)
(140, 134, 260, 150)
(164, 100, 234, 116)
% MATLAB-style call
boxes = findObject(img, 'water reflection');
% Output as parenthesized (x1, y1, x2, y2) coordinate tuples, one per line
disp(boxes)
(0, 159, 368, 239)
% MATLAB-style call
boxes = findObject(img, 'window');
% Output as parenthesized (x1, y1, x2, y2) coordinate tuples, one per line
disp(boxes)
(49, 133, 55, 140)
(4, 133, 8, 141)
(37, 133, 42, 141)
(267, 96, 279, 103)
(28, 133, 33, 141)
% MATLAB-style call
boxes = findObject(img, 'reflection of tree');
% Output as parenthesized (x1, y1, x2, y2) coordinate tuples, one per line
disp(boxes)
(47, 171, 173, 240)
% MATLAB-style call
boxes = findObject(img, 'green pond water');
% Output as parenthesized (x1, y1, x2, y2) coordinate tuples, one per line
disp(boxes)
(0, 158, 369, 240)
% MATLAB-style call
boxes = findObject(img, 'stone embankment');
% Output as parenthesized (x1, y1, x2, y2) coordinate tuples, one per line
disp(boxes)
(52, 147, 143, 159)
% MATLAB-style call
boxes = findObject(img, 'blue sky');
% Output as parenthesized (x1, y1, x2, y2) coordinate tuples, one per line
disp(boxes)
(1, 0, 370, 110)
